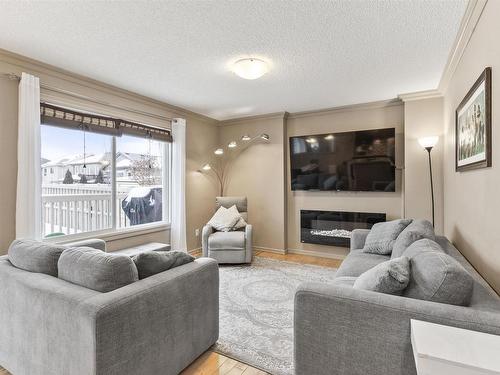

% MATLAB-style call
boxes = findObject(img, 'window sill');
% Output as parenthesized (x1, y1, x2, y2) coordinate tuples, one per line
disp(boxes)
(44, 222, 171, 245)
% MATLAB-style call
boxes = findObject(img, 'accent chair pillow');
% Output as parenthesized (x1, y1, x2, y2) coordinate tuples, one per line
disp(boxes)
(227, 205, 247, 230)
(391, 219, 435, 259)
(353, 256, 411, 295)
(58, 247, 138, 292)
(8, 239, 67, 277)
(208, 206, 240, 232)
(403, 246, 474, 306)
(362, 219, 413, 255)
(132, 251, 195, 279)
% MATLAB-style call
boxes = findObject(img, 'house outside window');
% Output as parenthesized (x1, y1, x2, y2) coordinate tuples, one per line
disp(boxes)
(40, 104, 171, 239)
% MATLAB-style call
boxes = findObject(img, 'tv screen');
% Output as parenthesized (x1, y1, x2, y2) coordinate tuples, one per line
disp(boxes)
(290, 128, 396, 192)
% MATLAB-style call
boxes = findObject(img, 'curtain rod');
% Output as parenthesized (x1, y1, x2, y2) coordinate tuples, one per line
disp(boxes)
(0, 72, 173, 123)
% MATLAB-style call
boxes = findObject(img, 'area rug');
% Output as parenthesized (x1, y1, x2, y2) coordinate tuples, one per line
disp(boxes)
(214, 257, 337, 375)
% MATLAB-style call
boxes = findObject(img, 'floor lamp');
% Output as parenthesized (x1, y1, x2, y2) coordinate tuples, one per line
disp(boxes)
(418, 136, 439, 228)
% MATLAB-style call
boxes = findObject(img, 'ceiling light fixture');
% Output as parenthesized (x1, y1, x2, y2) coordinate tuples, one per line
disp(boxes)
(202, 163, 211, 171)
(324, 134, 334, 140)
(241, 135, 251, 141)
(232, 58, 269, 80)
(214, 148, 224, 155)
(228, 141, 237, 148)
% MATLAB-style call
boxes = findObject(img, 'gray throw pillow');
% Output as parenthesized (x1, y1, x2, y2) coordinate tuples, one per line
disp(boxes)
(8, 239, 67, 277)
(362, 219, 413, 255)
(404, 248, 474, 306)
(391, 219, 435, 259)
(353, 256, 410, 295)
(58, 247, 138, 292)
(133, 251, 195, 279)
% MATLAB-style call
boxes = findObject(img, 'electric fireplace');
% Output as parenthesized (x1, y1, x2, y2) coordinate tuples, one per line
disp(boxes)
(300, 210, 386, 247)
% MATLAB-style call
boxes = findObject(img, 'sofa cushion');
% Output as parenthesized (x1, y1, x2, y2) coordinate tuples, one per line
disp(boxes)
(362, 219, 412, 255)
(58, 247, 138, 292)
(333, 276, 357, 287)
(8, 239, 66, 277)
(353, 256, 410, 295)
(391, 220, 435, 259)
(208, 206, 241, 232)
(403, 238, 444, 258)
(132, 251, 194, 279)
(403, 246, 474, 306)
(335, 249, 389, 278)
(208, 231, 245, 250)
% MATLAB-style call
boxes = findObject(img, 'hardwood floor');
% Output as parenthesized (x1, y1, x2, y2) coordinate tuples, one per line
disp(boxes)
(0, 251, 340, 375)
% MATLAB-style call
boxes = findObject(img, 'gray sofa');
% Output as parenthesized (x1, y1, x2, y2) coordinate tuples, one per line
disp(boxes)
(294, 229, 500, 375)
(202, 196, 253, 264)
(0, 240, 219, 375)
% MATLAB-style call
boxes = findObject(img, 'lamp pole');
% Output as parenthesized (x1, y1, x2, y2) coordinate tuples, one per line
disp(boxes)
(425, 146, 435, 228)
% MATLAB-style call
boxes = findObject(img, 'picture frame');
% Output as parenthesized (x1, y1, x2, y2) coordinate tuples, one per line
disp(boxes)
(455, 67, 492, 171)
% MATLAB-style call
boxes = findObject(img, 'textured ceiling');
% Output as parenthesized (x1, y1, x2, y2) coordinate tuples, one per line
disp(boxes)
(0, 1, 467, 120)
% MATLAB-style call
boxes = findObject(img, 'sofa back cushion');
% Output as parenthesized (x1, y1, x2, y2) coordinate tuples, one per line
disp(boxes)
(132, 251, 195, 279)
(403, 240, 474, 306)
(391, 219, 435, 259)
(8, 239, 66, 277)
(362, 219, 413, 255)
(58, 247, 138, 292)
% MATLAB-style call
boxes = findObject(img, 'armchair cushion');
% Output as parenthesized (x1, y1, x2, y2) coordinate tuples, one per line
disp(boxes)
(208, 231, 246, 250)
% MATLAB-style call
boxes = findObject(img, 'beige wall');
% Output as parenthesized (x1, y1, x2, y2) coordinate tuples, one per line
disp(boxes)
(0, 77, 18, 252)
(403, 97, 444, 234)
(443, 0, 500, 293)
(0, 50, 217, 253)
(287, 102, 405, 258)
(218, 114, 287, 252)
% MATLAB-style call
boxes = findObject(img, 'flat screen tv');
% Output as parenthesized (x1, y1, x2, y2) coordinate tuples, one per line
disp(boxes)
(290, 128, 396, 192)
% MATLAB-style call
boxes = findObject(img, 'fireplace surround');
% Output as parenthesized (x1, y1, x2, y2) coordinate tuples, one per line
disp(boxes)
(300, 210, 386, 247)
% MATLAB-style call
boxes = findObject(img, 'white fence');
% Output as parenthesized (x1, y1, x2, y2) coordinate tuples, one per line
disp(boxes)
(42, 184, 131, 237)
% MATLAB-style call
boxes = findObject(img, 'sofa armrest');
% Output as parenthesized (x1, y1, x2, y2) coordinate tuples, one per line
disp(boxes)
(245, 224, 253, 263)
(84, 258, 219, 375)
(202, 224, 214, 256)
(350, 229, 370, 250)
(294, 282, 500, 375)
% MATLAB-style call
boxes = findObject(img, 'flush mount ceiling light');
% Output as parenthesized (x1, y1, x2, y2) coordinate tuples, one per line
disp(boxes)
(214, 148, 224, 155)
(241, 135, 251, 141)
(232, 58, 269, 80)
(228, 141, 237, 148)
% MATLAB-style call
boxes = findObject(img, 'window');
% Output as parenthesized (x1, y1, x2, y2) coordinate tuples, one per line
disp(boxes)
(40, 104, 171, 239)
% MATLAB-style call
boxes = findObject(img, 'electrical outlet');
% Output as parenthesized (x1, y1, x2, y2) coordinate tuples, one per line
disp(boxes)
(195, 228, 200, 237)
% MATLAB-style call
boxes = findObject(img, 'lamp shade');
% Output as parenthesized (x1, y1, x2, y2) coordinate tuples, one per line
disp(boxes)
(418, 136, 439, 149)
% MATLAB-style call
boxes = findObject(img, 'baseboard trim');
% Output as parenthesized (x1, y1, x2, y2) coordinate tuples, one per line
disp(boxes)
(287, 248, 346, 260)
(253, 246, 286, 255)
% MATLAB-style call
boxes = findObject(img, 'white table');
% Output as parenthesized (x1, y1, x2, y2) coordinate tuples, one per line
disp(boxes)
(411, 319, 500, 375)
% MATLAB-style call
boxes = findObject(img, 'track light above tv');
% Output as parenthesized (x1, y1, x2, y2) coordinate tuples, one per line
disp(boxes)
(289, 128, 396, 192)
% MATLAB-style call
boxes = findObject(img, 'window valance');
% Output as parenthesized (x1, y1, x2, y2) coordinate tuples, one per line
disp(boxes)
(40, 103, 172, 142)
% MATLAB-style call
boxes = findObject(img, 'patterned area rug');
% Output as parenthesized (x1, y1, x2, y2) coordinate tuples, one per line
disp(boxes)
(214, 257, 337, 375)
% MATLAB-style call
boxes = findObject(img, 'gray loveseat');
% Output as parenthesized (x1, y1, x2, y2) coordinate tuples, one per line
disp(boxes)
(0, 240, 219, 375)
(294, 229, 500, 375)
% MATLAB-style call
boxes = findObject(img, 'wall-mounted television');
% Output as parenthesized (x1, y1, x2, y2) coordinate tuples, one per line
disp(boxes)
(289, 128, 396, 192)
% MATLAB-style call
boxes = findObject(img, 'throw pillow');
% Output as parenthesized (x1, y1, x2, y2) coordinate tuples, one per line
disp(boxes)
(391, 219, 435, 259)
(403, 249, 474, 306)
(353, 256, 411, 295)
(58, 247, 138, 292)
(133, 251, 195, 279)
(8, 239, 67, 277)
(362, 219, 413, 255)
(402, 238, 444, 259)
(208, 206, 240, 232)
(227, 205, 247, 230)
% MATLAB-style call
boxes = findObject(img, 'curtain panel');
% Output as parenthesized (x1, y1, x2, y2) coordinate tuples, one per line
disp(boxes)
(16, 73, 42, 239)
(171, 118, 187, 252)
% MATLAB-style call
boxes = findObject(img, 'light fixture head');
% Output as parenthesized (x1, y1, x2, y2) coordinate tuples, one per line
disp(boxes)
(202, 163, 211, 171)
(241, 134, 251, 141)
(324, 134, 334, 140)
(228, 141, 237, 148)
(214, 148, 224, 155)
(260, 134, 270, 141)
(418, 136, 439, 149)
(232, 58, 269, 80)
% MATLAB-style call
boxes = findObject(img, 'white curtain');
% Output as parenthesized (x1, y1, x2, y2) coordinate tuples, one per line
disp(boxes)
(16, 73, 42, 239)
(171, 118, 187, 252)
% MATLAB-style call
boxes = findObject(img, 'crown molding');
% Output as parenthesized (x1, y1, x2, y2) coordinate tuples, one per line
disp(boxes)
(437, 0, 488, 94)
(0, 48, 217, 124)
(398, 89, 443, 102)
(286, 98, 402, 119)
(217, 111, 288, 126)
